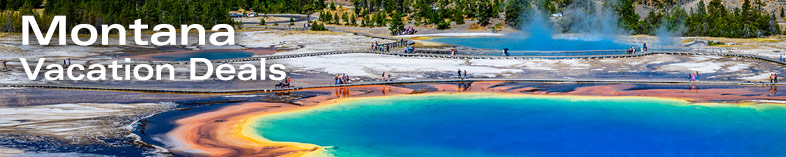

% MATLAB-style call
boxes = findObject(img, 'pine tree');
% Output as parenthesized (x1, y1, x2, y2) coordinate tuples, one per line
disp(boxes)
(333, 12, 340, 24)
(453, 9, 465, 25)
(505, 0, 529, 27)
(616, 0, 640, 34)
(360, 14, 367, 27)
(476, 1, 493, 26)
(320, 11, 329, 22)
(350, 13, 357, 26)
(362, 14, 369, 27)
(376, 11, 386, 27)
(372, 11, 380, 26)
(342, 12, 349, 25)
(388, 11, 405, 35)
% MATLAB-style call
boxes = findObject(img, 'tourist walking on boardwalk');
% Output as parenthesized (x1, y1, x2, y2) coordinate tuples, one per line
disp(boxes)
(457, 69, 462, 80)
(339, 74, 344, 84)
(382, 72, 386, 81)
(463, 70, 467, 79)
(643, 43, 647, 51)
(451, 47, 455, 56)
(2, 60, 7, 70)
(387, 73, 391, 81)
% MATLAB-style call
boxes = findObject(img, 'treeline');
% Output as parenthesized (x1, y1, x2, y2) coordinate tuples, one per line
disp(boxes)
(0, 0, 235, 33)
(352, 0, 504, 27)
(245, 0, 325, 14)
(684, 0, 780, 37)
(0, 0, 779, 38)
(316, 0, 507, 33)
(0, 0, 43, 10)
(618, 0, 780, 37)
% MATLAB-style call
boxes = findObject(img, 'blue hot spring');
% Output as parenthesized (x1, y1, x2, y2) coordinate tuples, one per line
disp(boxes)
(252, 93, 786, 156)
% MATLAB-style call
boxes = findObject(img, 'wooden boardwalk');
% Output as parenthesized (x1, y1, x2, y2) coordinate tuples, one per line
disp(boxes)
(0, 78, 782, 94)
(151, 46, 783, 66)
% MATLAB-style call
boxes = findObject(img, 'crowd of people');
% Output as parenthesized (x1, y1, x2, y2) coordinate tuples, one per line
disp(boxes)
(276, 77, 292, 88)
(335, 74, 352, 84)
(404, 46, 415, 53)
(396, 27, 416, 35)
(627, 43, 647, 54)
(688, 72, 700, 81)
(627, 46, 638, 54)
(371, 41, 390, 52)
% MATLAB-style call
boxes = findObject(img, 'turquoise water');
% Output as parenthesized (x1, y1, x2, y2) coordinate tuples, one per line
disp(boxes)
(253, 94, 786, 156)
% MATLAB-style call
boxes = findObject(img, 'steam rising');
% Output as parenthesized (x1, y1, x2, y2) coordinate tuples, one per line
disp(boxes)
(430, 0, 679, 50)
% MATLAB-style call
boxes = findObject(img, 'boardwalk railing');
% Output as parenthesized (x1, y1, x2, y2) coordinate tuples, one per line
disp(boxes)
(413, 49, 631, 57)
(254, 26, 309, 31)
(1, 78, 782, 94)
(411, 47, 727, 57)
